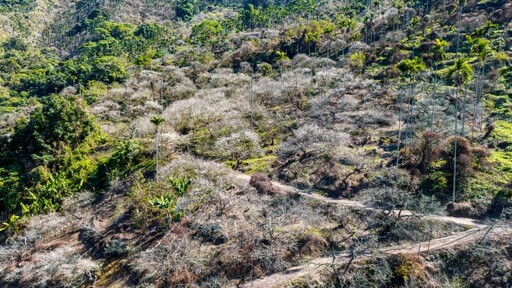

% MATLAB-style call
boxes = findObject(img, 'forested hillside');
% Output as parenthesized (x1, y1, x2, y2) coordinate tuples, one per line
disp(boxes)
(0, 0, 511, 287)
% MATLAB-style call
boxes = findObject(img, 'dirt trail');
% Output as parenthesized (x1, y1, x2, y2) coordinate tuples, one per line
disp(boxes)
(234, 173, 511, 288)
(240, 227, 512, 288)
(235, 174, 487, 228)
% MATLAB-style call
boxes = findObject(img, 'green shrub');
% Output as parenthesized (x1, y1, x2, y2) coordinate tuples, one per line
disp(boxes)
(104, 239, 129, 258)
(134, 23, 164, 39)
(130, 176, 191, 228)
(419, 170, 448, 196)
(89, 140, 148, 190)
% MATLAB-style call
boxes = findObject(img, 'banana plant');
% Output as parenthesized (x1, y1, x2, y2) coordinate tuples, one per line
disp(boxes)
(148, 192, 184, 222)
(170, 176, 192, 197)
(0, 214, 21, 232)
(149, 192, 176, 210)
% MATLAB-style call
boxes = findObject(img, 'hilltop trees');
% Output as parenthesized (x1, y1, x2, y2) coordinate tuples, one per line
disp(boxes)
(1, 0, 512, 286)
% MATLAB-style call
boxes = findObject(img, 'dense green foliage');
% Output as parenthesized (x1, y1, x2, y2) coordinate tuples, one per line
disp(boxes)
(176, 0, 199, 21)
(0, 95, 98, 220)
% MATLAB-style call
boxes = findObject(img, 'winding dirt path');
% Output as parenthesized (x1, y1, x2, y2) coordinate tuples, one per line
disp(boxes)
(234, 173, 511, 288)
(240, 227, 512, 288)
(235, 174, 487, 228)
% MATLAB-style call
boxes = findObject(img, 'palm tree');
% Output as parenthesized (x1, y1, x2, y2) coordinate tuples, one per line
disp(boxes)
(432, 39, 449, 65)
(455, 0, 466, 53)
(467, 36, 492, 135)
(429, 39, 449, 131)
(276, 50, 289, 80)
(150, 116, 165, 181)
(396, 57, 426, 164)
(475, 20, 498, 38)
(445, 58, 473, 202)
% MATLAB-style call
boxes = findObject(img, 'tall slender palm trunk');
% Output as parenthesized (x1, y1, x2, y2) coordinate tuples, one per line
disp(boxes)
(396, 88, 404, 166)
(461, 85, 469, 136)
(452, 86, 460, 203)
(453, 0, 464, 202)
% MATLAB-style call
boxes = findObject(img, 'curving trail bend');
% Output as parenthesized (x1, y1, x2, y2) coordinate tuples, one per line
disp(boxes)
(234, 173, 511, 288)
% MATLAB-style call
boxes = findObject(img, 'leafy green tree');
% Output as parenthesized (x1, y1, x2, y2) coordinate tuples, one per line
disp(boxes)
(432, 38, 449, 64)
(28, 95, 96, 161)
(304, 20, 334, 55)
(61, 59, 93, 85)
(336, 15, 357, 34)
(397, 57, 426, 76)
(275, 50, 289, 78)
(175, 0, 198, 21)
(445, 58, 472, 87)
(91, 56, 128, 83)
(98, 21, 136, 40)
(0, 94, 97, 219)
(428, 39, 449, 131)
(349, 51, 366, 75)
(466, 36, 492, 134)
(134, 23, 165, 39)
(190, 20, 223, 46)
(475, 20, 498, 38)
(240, 4, 268, 29)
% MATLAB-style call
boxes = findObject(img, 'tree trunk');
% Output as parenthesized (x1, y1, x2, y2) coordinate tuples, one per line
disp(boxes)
(155, 126, 160, 182)
(405, 93, 414, 159)
(456, 2, 463, 53)
(452, 88, 459, 203)
(407, 82, 415, 158)
(396, 88, 404, 166)
(461, 85, 469, 137)
(430, 68, 438, 131)
(250, 71, 254, 128)
(471, 64, 481, 137)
